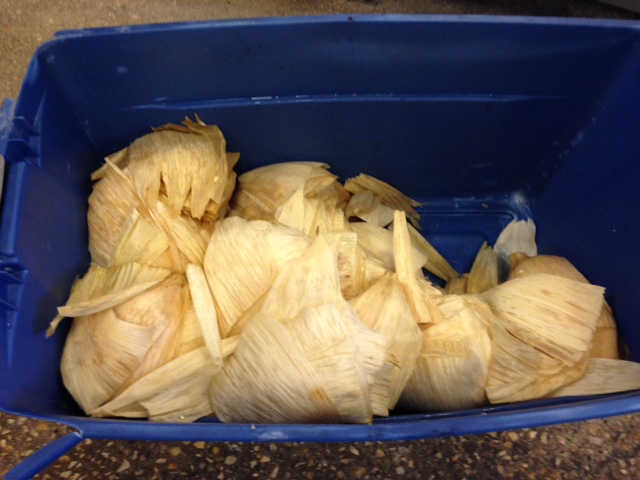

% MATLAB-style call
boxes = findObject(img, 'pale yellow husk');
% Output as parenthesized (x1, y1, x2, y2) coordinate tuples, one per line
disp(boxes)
(482, 273, 605, 404)
(508, 254, 619, 359)
(399, 295, 492, 411)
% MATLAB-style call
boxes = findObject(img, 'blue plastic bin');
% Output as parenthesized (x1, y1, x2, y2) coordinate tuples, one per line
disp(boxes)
(2, 15, 640, 479)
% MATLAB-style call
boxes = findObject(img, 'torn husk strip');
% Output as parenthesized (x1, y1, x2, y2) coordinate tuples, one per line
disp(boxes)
(186, 263, 222, 366)
(549, 358, 640, 397)
(344, 174, 421, 229)
(56, 263, 172, 319)
(345, 190, 395, 227)
(350, 222, 426, 276)
(405, 222, 457, 282)
(393, 210, 442, 325)
(493, 218, 537, 282)
(466, 242, 499, 294)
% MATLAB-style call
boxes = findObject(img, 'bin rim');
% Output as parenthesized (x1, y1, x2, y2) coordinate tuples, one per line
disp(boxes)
(48, 13, 640, 41)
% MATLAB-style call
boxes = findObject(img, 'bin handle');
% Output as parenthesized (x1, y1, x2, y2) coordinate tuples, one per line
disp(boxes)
(3, 431, 84, 480)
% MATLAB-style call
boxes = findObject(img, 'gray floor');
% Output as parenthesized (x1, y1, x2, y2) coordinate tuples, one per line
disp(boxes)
(2, 1, 640, 479)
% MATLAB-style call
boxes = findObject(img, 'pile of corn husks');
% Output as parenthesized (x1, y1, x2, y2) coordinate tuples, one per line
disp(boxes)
(49, 117, 640, 424)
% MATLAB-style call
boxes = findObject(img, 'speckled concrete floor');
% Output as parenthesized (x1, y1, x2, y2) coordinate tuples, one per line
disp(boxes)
(2, 1, 640, 479)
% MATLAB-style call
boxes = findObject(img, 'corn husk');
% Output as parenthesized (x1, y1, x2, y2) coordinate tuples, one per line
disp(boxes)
(48, 263, 173, 336)
(509, 255, 619, 360)
(91, 346, 220, 422)
(261, 235, 348, 322)
(466, 242, 499, 294)
(344, 174, 421, 229)
(493, 218, 537, 281)
(177, 301, 206, 356)
(203, 217, 311, 337)
(324, 231, 368, 300)
(186, 264, 222, 366)
(211, 235, 390, 422)
(350, 222, 426, 275)
(338, 302, 392, 417)
(404, 222, 457, 282)
(211, 311, 343, 423)
(88, 118, 237, 269)
(445, 274, 469, 295)
(60, 309, 156, 414)
(125, 120, 231, 220)
(549, 358, 640, 398)
(88, 165, 167, 268)
(274, 187, 337, 236)
(261, 236, 393, 415)
(393, 211, 443, 325)
(350, 272, 422, 408)
(345, 190, 395, 227)
(230, 162, 342, 220)
(485, 321, 590, 404)
(483, 273, 605, 403)
(399, 295, 492, 411)
(284, 304, 374, 423)
(109, 277, 187, 392)
(154, 200, 209, 267)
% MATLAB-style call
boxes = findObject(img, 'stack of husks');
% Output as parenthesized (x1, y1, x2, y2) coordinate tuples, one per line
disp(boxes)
(49, 118, 640, 424)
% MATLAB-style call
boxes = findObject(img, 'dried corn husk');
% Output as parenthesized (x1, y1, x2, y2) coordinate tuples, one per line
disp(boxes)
(48, 262, 173, 336)
(485, 321, 590, 404)
(466, 242, 499, 294)
(399, 295, 492, 411)
(211, 311, 343, 423)
(274, 186, 337, 236)
(186, 264, 222, 366)
(230, 162, 342, 220)
(88, 118, 237, 270)
(60, 309, 156, 413)
(483, 273, 605, 403)
(509, 254, 619, 360)
(108, 276, 187, 393)
(203, 217, 311, 337)
(154, 200, 209, 267)
(88, 165, 167, 268)
(350, 222, 426, 275)
(344, 174, 421, 229)
(324, 231, 367, 300)
(549, 358, 640, 398)
(493, 218, 537, 281)
(126, 119, 232, 220)
(284, 304, 374, 423)
(403, 222, 457, 282)
(350, 272, 422, 408)
(91, 345, 221, 422)
(393, 211, 443, 325)
(211, 235, 390, 422)
(261, 233, 391, 413)
(345, 190, 395, 227)
(445, 273, 469, 295)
